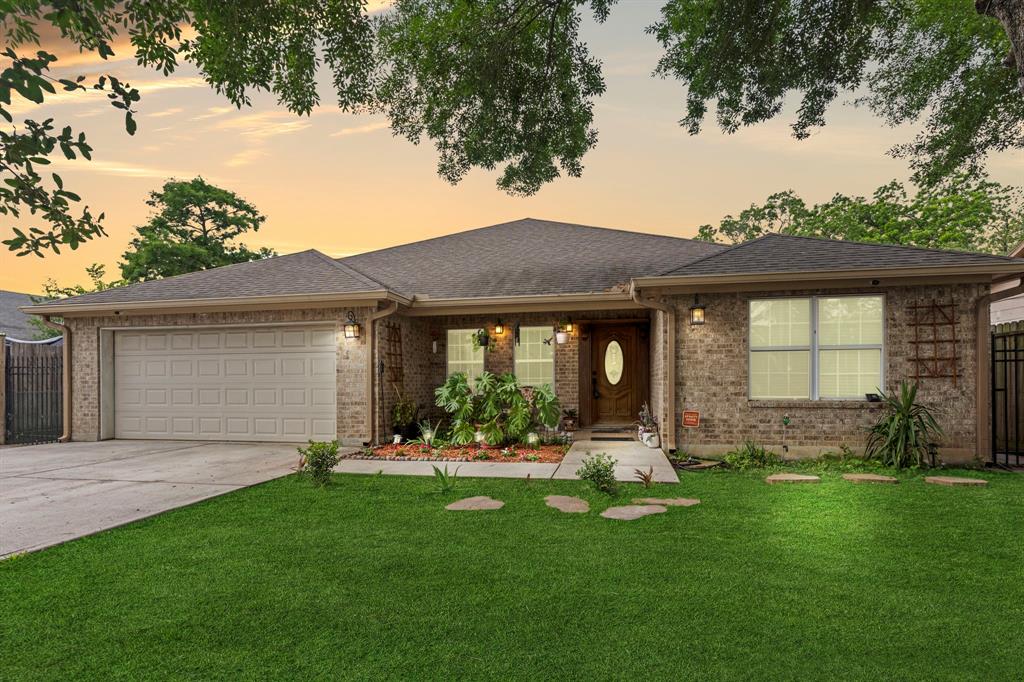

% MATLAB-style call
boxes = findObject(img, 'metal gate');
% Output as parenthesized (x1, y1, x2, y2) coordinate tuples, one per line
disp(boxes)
(3, 338, 63, 445)
(992, 322, 1024, 466)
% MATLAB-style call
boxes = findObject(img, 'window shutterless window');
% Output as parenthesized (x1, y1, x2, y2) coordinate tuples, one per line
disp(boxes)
(749, 295, 884, 400)
(514, 326, 555, 387)
(446, 329, 484, 381)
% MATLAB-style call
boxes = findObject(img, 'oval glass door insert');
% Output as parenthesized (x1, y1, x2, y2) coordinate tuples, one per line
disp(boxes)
(605, 340, 624, 385)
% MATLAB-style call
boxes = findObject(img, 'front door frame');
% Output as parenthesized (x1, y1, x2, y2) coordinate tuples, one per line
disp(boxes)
(578, 319, 650, 428)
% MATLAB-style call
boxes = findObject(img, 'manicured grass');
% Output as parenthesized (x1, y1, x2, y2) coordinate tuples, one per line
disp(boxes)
(2, 468, 1023, 680)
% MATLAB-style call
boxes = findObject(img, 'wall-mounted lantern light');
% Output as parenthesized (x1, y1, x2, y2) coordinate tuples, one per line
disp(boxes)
(689, 295, 706, 326)
(563, 319, 574, 334)
(494, 319, 505, 335)
(343, 311, 361, 338)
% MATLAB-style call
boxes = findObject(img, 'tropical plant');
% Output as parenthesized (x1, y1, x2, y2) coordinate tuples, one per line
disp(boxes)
(723, 441, 779, 470)
(431, 465, 459, 494)
(297, 440, 340, 487)
(634, 466, 655, 488)
(434, 371, 561, 446)
(865, 381, 944, 469)
(577, 452, 618, 494)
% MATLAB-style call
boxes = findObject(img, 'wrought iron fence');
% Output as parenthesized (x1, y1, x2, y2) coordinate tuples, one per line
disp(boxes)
(4, 339, 63, 445)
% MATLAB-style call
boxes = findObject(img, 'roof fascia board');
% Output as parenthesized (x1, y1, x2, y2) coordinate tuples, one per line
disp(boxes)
(633, 263, 1024, 288)
(21, 289, 401, 316)
(632, 273, 993, 295)
(402, 292, 640, 316)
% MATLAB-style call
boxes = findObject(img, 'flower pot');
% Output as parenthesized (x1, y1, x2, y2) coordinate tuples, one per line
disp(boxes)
(555, 331, 569, 344)
(640, 431, 660, 449)
(392, 434, 402, 445)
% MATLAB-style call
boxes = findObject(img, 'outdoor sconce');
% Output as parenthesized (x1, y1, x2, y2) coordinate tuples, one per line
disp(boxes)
(343, 311, 361, 338)
(689, 296, 706, 326)
(563, 319, 574, 333)
(494, 319, 505, 335)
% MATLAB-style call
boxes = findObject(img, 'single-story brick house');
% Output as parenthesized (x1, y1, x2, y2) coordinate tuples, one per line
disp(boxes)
(23, 218, 1024, 464)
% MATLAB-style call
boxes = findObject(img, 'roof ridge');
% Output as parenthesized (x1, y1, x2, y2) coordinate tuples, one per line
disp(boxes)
(307, 249, 388, 290)
(652, 234, 771, 277)
(337, 217, 718, 264)
(760, 232, 1019, 262)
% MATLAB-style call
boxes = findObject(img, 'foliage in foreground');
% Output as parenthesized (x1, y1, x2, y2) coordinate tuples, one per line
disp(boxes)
(576, 452, 617, 494)
(865, 381, 944, 469)
(431, 465, 459, 494)
(723, 441, 780, 470)
(297, 440, 340, 487)
(434, 371, 560, 446)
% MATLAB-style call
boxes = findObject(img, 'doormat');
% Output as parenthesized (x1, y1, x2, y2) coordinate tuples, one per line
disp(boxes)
(590, 436, 634, 441)
(590, 427, 630, 433)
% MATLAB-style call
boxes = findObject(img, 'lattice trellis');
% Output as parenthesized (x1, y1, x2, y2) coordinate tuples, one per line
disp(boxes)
(907, 299, 959, 386)
(381, 321, 404, 388)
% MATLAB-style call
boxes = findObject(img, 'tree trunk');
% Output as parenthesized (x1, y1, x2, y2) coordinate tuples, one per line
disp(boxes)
(978, 0, 1024, 93)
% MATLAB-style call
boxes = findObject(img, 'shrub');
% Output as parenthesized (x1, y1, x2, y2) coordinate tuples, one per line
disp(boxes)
(865, 381, 944, 469)
(724, 441, 779, 470)
(576, 452, 618, 493)
(431, 465, 459, 493)
(434, 371, 561, 446)
(634, 466, 655, 488)
(298, 440, 340, 487)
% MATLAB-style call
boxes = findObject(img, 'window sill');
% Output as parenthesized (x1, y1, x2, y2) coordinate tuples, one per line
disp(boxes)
(748, 400, 882, 410)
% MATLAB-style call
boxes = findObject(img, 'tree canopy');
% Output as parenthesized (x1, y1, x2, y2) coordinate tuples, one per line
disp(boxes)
(2, 1, 1023, 256)
(119, 178, 274, 283)
(696, 176, 1024, 255)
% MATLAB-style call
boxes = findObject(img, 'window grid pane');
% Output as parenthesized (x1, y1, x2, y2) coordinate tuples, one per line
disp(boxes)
(819, 349, 882, 398)
(750, 350, 810, 399)
(750, 299, 811, 348)
(818, 296, 883, 346)
(515, 326, 554, 387)
(446, 329, 484, 381)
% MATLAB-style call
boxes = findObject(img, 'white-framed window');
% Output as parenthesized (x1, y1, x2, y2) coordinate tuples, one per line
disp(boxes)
(749, 295, 884, 400)
(515, 326, 555, 387)
(446, 329, 484, 381)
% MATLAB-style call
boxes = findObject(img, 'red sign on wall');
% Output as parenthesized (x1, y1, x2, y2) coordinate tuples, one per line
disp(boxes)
(682, 410, 700, 428)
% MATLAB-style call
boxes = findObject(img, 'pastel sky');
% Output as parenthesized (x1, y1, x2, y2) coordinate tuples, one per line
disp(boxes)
(1, 2, 1020, 293)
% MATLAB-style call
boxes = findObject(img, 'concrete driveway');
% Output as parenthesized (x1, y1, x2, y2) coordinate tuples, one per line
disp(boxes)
(1, 440, 300, 557)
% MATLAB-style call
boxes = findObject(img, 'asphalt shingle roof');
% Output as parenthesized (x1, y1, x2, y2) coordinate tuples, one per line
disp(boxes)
(663, 233, 1021, 277)
(31, 250, 384, 309)
(339, 218, 726, 298)
(0, 290, 37, 338)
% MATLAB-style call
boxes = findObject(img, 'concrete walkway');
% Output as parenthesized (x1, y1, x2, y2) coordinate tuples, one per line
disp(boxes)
(1, 440, 299, 557)
(336, 437, 679, 484)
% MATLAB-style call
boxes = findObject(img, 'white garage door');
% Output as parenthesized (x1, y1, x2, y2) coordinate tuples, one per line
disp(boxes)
(114, 326, 337, 442)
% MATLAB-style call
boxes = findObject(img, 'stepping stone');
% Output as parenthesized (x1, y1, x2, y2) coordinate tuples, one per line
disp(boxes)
(600, 505, 667, 521)
(445, 496, 504, 511)
(633, 497, 701, 507)
(545, 495, 589, 513)
(925, 476, 987, 487)
(765, 473, 821, 484)
(843, 473, 898, 484)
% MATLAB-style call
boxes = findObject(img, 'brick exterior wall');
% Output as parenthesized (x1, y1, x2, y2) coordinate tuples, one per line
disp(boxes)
(663, 283, 987, 464)
(65, 307, 375, 445)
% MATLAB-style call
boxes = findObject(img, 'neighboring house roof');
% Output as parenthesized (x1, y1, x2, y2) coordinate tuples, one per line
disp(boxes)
(28, 250, 389, 311)
(0, 290, 37, 339)
(657, 233, 1022, 278)
(338, 218, 726, 299)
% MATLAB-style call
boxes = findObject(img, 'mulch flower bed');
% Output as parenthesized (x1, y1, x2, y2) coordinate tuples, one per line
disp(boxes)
(342, 443, 569, 464)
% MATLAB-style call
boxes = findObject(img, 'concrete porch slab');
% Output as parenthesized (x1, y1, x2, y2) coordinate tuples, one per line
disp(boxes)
(553, 440, 679, 483)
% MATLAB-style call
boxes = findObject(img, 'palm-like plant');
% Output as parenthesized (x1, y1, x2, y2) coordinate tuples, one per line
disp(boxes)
(434, 371, 561, 446)
(864, 381, 944, 469)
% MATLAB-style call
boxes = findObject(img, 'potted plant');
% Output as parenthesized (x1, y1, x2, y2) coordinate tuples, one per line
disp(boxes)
(471, 328, 492, 351)
(561, 408, 578, 432)
(635, 402, 660, 448)
(391, 394, 419, 441)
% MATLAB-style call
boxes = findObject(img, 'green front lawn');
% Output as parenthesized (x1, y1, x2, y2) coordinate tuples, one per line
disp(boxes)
(3, 469, 1023, 680)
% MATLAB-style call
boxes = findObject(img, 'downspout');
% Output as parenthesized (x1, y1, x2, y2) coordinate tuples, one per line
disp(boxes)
(630, 283, 676, 452)
(978, 278, 1024, 462)
(365, 301, 399, 445)
(40, 315, 71, 442)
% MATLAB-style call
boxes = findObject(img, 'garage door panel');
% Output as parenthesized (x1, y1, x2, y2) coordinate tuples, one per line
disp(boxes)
(115, 326, 337, 442)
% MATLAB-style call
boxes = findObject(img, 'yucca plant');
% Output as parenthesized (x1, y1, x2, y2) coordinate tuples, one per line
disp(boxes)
(864, 381, 944, 469)
(431, 465, 460, 494)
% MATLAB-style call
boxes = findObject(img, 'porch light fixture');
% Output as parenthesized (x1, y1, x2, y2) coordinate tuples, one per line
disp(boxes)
(343, 311, 361, 338)
(494, 319, 505, 335)
(563, 319, 574, 333)
(689, 295, 706, 326)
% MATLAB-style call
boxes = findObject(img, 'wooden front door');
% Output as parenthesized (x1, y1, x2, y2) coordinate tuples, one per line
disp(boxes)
(590, 325, 645, 425)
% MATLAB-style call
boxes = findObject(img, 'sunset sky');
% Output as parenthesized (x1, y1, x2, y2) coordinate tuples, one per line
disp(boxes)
(1, 2, 1020, 293)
